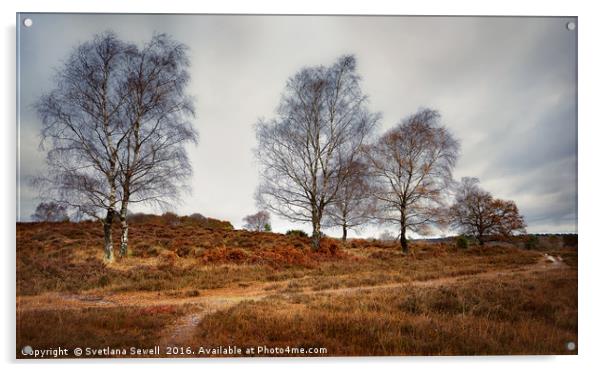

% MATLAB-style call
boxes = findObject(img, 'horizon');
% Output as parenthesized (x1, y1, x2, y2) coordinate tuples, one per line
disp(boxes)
(14, 214, 579, 238)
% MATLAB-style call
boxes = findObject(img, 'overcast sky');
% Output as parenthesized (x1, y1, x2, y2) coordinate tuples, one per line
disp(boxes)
(17, 14, 577, 237)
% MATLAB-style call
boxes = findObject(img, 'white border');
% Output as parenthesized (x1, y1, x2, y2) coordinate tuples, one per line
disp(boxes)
(2, 1, 600, 371)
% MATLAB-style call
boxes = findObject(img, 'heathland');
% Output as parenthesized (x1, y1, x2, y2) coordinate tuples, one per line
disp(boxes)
(16, 217, 577, 357)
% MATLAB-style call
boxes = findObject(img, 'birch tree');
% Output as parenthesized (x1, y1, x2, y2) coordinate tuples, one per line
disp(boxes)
(243, 211, 271, 232)
(35, 32, 197, 261)
(36, 32, 132, 262)
(116, 34, 197, 257)
(255, 55, 379, 249)
(365, 109, 459, 253)
(323, 158, 375, 241)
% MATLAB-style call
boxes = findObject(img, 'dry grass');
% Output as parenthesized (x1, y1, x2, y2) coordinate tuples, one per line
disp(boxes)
(17, 305, 188, 358)
(16, 221, 578, 357)
(16, 221, 346, 295)
(193, 268, 577, 356)
(17, 221, 542, 296)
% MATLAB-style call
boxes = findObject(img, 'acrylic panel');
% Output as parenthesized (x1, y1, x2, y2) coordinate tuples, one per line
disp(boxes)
(16, 13, 578, 359)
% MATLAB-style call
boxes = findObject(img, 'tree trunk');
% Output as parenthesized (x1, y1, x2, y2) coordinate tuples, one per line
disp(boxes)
(400, 225, 408, 254)
(478, 234, 485, 246)
(103, 209, 115, 262)
(119, 202, 129, 257)
(311, 217, 321, 251)
(342, 224, 348, 241)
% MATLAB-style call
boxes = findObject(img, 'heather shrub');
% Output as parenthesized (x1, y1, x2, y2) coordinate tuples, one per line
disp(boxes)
(525, 235, 539, 250)
(562, 234, 578, 248)
(456, 235, 469, 249)
(286, 229, 308, 238)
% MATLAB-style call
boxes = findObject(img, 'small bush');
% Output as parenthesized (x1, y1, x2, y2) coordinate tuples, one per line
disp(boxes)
(158, 250, 177, 267)
(562, 234, 578, 248)
(525, 235, 539, 250)
(456, 235, 469, 249)
(286, 229, 308, 238)
(369, 250, 404, 260)
(161, 212, 180, 226)
(147, 246, 162, 257)
(318, 238, 340, 255)
(98, 274, 110, 287)
(185, 289, 201, 297)
(188, 213, 207, 222)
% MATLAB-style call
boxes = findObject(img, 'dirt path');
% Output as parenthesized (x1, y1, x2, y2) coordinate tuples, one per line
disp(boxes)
(309, 254, 569, 296)
(17, 255, 569, 347)
(158, 297, 263, 347)
(17, 255, 568, 313)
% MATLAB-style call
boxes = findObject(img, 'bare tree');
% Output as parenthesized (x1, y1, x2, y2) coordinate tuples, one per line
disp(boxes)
(323, 158, 375, 241)
(116, 34, 197, 257)
(31, 202, 69, 222)
(449, 177, 526, 245)
(243, 210, 271, 232)
(35, 31, 197, 261)
(378, 230, 397, 243)
(255, 55, 379, 249)
(35, 32, 132, 262)
(365, 109, 459, 253)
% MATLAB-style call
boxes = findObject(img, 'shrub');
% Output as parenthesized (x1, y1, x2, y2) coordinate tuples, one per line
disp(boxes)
(126, 212, 152, 224)
(158, 250, 177, 267)
(525, 235, 539, 250)
(286, 229, 308, 238)
(147, 246, 162, 257)
(98, 274, 110, 287)
(205, 218, 234, 230)
(188, 213, 207, 222)
(127, 212, 233, 230)
(318, 237, 340, 255)
(378, 230, 396, 243)
(186, 289, 201, 297)
(201, 247, 249, 264)
(369, 250, 403, 260)
(562, 234, 578, 248)
(161, 212, 180, 226)
(456, 235, 469, 249)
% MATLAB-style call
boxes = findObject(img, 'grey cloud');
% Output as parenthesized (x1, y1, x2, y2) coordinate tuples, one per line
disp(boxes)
(17, 14, 577, 235)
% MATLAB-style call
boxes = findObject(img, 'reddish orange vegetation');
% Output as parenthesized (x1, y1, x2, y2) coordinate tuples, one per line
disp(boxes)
(139, 305, 179, 316)
(18, 220, 346, 264)
(197, 236, 346, 267)
(16, 221, 348, 295)
(193, 267, 577, 356)
(16, 220, 577, 358)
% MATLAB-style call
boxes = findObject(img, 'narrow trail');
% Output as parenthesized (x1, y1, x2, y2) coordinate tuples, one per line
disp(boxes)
(17, 255, 568, 312)
(158, 297, 263, 347)
(308, 254, 569, 296)
(17, 255, 570, 347)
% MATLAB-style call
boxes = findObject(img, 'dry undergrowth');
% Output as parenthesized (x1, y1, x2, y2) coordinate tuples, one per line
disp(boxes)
(193, 267, 577, 356)
(16, 221, 577, 357)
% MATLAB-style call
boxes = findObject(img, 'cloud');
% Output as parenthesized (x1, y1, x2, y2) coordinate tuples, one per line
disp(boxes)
(17, 14, 577, 235)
